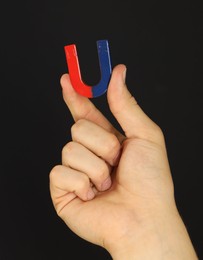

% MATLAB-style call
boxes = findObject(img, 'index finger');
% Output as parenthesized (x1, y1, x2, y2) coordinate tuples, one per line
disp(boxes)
(60, 73, 124, 142)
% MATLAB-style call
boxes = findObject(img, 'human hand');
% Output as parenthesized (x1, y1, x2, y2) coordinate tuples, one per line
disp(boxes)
(49, 64, 197, 259)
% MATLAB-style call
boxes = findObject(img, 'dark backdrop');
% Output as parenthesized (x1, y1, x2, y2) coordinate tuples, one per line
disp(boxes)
(1, 0, 202, 259)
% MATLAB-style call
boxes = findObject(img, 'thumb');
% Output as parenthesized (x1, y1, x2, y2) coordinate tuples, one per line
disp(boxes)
(107, 64, 163, 143)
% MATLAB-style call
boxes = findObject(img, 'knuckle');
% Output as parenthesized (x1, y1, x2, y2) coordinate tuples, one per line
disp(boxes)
(70, 124, 76, 137)
(49, 165, 61, 184)
(62, 141, 75, 157)
(106, 134, 120, 155)
(98, 163, 109, 181)
(77, 174, 90, 191)
(71, 119, 86, 134)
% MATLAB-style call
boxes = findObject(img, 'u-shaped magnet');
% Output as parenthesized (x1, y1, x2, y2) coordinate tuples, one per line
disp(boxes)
(64, 40, 112, 98)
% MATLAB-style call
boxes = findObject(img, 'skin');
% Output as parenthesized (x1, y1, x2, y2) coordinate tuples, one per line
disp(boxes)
(49, 64, 198, 259)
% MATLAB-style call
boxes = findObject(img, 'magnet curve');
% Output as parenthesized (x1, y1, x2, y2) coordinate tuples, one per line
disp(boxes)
(64, 40, 112, 98)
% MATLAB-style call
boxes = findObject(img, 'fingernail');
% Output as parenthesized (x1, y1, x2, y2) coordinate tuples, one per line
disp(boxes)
(122, 67, 127, 84)
(87, 188, 95, 200)
(101, 177, 112, 191)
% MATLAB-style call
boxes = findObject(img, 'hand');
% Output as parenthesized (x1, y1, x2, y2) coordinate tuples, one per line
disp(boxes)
(49, 64, 198, 259)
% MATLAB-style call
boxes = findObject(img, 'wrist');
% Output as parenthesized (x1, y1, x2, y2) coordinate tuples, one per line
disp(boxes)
(106, 206, 198, 260)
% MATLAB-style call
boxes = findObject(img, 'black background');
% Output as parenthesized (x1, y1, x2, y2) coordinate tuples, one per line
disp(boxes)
(1, 0, 202, 259)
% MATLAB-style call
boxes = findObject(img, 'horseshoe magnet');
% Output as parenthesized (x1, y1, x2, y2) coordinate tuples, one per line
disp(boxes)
(64, 40, 112, 98)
